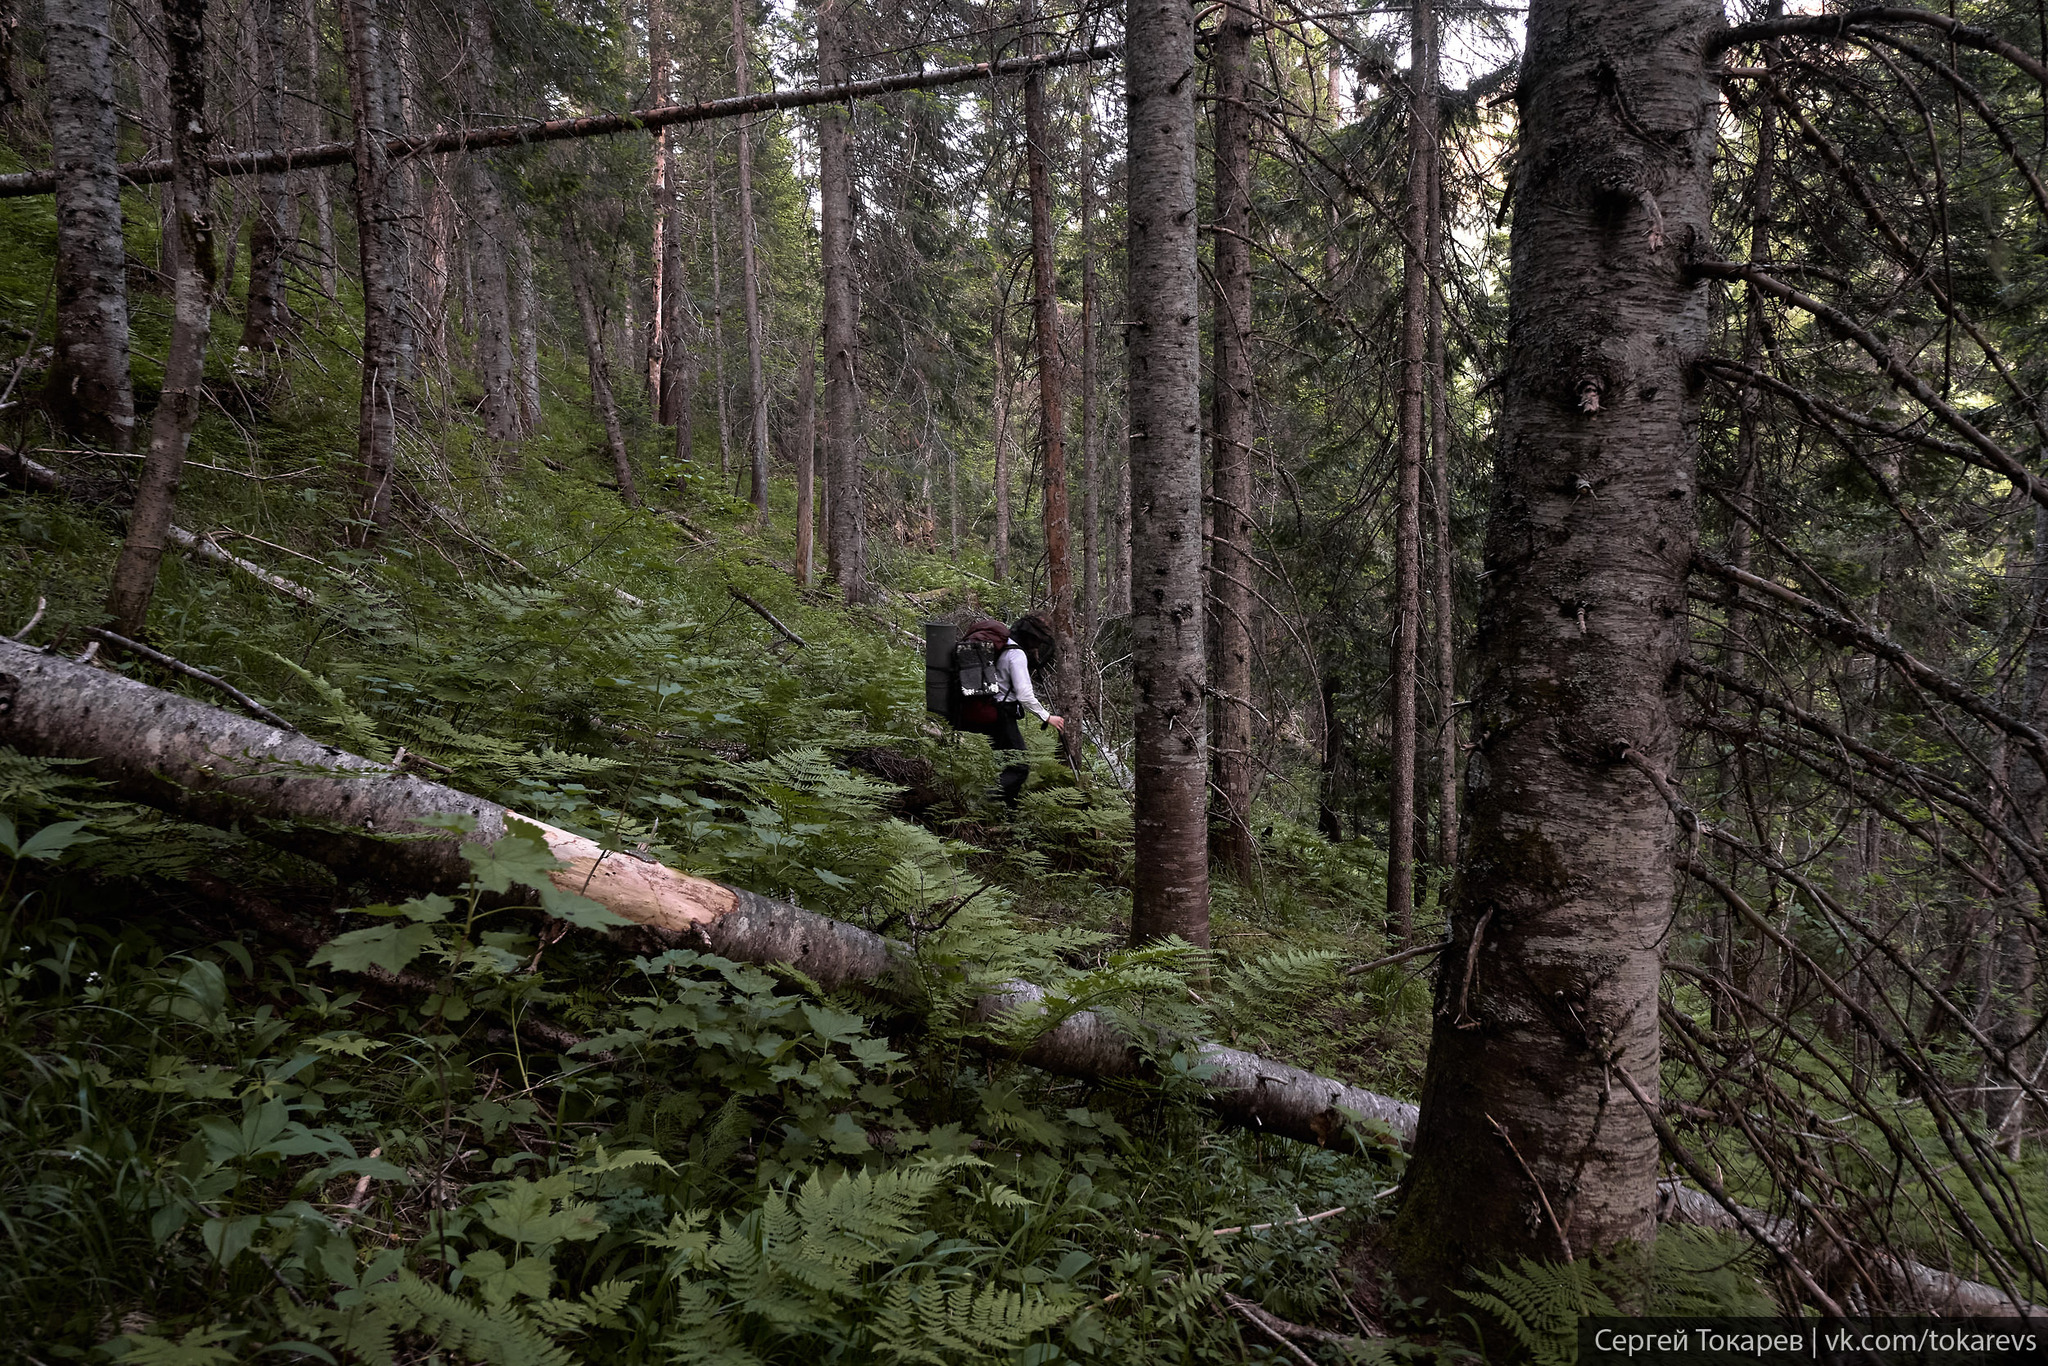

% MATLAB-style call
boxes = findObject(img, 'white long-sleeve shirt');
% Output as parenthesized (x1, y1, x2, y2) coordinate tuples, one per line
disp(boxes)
(993, 647, 1051, 722)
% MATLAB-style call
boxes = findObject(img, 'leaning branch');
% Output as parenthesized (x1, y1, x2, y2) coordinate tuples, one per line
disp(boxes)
(1687, 258, 2048, 509)
(1710, 6, 2048, 88)
(0, 43, 1122, 200)
(1691, 552, 2048, 773)
(3, 445, 323, 607)
(85, 629, 298, 731)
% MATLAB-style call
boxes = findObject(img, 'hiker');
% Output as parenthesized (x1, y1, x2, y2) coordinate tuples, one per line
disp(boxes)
(938, 613, 1064, 805)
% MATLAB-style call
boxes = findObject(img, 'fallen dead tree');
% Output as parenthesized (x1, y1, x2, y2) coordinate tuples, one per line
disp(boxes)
(0, 635, 2034, 1314)
(0, 637, 1415, 1148)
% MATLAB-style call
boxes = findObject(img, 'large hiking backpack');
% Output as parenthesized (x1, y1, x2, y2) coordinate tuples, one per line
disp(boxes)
(924, 618, 1013, 728)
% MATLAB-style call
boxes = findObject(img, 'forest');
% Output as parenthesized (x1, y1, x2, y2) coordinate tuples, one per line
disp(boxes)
(0, 0, 2045, 1358)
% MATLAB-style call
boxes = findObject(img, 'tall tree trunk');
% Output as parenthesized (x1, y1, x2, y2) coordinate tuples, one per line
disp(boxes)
(947, 426, 959, 560)
(1391, 0, 1717, 1293)
(664, 186, 695, 464)
(1023, 0, 1075, 743)
(241, 0, 292, 351)
(1716, 40, 1776, 1006)
(1125, 0, 1208, 947)
(732, 0, 771, 514)
(44, 0, 134, 452)
(512, 224, 540, 432)
(1388, 1, 1435, 945)
(1112, 415, 1130, 613)
(1317, 673, 1343, 840)
(1988, 502, 2048, 1147)
(819, 0, 863, 601)
(468, 159, 519, 445)
(709, 172, 732, 478)
(302, 0, 338, 300)
(992, 303, 1011, 581)
(1209, 7, 1256, 878)
(1080, 75, 1100, 666)
(465, 0, 517, 446)
(1428, 157, 1459, 870)
(339, 0, 405, 532)
(417, 182, 451, 369)
(567, 245, 640, 508)
(646, 0, 668, 400)
(104, 0, 212, 638)
(794, 329, 817, 584)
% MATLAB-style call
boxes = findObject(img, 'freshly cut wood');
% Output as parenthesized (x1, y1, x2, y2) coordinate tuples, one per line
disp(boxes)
(0, 642, 2034, 1313)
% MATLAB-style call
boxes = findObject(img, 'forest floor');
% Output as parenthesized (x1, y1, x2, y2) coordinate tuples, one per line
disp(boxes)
(3, 187, 1797, 1362)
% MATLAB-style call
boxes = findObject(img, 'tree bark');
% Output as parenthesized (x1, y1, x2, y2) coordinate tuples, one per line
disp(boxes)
(731, 0, 771, 514)
(511, 224, 541, 434)
(709, 172, 732, 479)
(662, 155, 694, 454)
(339, 0, 406, 532)
(1113, 418, 1130, 614)
(1388, 2, 1435, 945)
(1427, 153, 1459, 870)
(1317, 673, 1343, 841)
(567, 245, 640, 508)
(819, 0, 863, 601)
(1209, 8, 1256, 878)
(1390, 0, 1717, 1295)
(302, 0, 339, 301)
(1125, 0, 1208, 947)
(465, 0, 518, 446)
(646, 0, 669, 402)
(992, 302, 1012, 582)
(795, 329, 817, 585)
(241, 0, 293, 352)
(104, 0, 214, 638)
(1080, 75, 1100, 663)
(43, 0, 134, 452)
(1024, 2, 1076, 743)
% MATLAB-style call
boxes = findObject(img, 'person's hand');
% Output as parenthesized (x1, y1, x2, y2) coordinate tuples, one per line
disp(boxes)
(1046, 715, 1066, 733)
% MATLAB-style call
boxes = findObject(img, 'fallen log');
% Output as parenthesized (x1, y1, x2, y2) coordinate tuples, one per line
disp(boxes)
(0, 636, 2034, 1314)
(1655, 1183, 2040, 1319)
(0, 636, 1412, 1148)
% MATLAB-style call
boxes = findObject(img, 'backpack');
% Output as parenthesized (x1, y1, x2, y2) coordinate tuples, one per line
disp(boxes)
(923, 618, 1013, 729)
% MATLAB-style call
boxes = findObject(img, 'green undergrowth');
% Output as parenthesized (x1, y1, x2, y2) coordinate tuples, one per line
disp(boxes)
(1, 808, 1404, 1363)
(0, 195, 1441, 1359)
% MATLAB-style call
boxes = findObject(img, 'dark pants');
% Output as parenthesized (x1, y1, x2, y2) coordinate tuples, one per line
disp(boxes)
(961, 712, 1030, 804)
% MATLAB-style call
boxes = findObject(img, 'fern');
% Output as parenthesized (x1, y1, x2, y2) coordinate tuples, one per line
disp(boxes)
(1458, 1258, 1618, 1366)
(873, 1276, 1080, 1362)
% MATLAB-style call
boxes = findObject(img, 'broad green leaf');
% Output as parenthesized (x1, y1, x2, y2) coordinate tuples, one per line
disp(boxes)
(480, 1179, 607, 1245)
(15, 818, 95, 861)
(461, 1248, 555, 1304)
(463, 819, 565, 895)
(311, 922, 442, 976)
